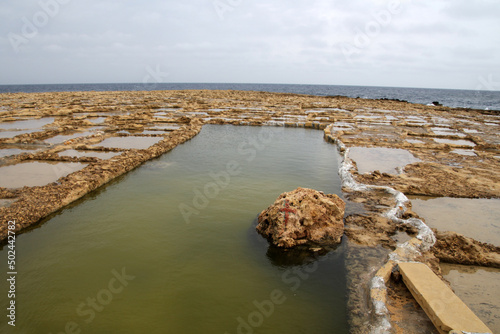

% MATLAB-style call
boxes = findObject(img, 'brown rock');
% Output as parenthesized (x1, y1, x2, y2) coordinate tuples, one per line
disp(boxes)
(432, 230, 500, 268)
(256, 187, 346, 248)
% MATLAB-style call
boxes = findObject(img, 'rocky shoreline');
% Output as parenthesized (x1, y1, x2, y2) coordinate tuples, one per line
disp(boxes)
(1, 90, 499, 333)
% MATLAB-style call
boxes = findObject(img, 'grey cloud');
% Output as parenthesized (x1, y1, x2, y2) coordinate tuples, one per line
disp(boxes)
(0, 0, 499, 89)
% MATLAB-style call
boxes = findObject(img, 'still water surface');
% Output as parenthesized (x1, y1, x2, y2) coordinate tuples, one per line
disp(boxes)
(0, 125, 347, 334)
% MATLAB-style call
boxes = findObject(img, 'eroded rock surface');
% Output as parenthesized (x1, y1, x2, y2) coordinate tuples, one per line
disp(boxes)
(433, 230, 500, 268)
(256, 187, 345, 248)
(1, 89, 499, 333)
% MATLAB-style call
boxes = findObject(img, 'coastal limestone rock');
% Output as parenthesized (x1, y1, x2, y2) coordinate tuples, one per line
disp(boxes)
(257, 187, 346, 248)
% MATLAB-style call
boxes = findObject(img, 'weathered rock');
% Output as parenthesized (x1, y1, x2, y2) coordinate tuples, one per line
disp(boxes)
(256, 187, 345, 248)
(432, 230, 500, 268)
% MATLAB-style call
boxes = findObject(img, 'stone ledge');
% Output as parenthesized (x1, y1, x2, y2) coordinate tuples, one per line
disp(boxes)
(398, 262, 492, 334)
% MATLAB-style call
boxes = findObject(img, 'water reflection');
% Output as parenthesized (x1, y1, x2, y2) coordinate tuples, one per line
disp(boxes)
(0, 125, 348, 334)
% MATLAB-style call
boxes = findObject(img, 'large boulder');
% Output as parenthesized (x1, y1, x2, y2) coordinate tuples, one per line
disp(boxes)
(256, 187, 346, 248)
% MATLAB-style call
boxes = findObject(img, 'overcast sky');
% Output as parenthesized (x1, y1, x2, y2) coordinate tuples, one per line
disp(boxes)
(1, 0, 499, 90)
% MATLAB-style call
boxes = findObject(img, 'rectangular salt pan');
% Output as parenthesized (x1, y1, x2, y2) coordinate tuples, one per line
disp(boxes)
(406, 139, 424, 144)
(0, 148, 38, 158)
(441, 263, 500, 333)
(0, 129, 38, 139)
(0, 118, 55, 130)
(45, 132, 94, 145)
(150, 124, 182, 130)
(451, 149, 476, 157)
(88, 117, 107, 124)
(431, 127, 466, 136)
(97, 136, 163, 150)
(58, 150, 122, 159)
(410, 197, 500, 245)
(0, 161, 87, 188)
(348, 147, 421, 174)
(433, 138, 476, 147)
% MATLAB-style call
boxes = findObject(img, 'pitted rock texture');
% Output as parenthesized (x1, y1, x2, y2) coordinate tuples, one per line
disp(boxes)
(256, 187, 345, 248)
(432, 230, 500, 268)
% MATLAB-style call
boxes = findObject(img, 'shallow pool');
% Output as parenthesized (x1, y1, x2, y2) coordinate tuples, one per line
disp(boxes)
(348, 146, 421, 174)
(0, 117, 55, 130)
(0, 161, 88, 188)
(45, 131, 94, 145)
(0, 125, 348, 334)
(433, 138, 476, 147)
(58, 149, 122, 160)
(97, 136, 163, 150)
(441, 263, 500, 332)
(0, 148, 38, 158)
(409, 197, 500, 245)
(0, 129, 38, 139)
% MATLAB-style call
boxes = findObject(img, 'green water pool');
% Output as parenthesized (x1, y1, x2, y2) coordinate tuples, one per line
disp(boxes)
(1, 125, 348, 334)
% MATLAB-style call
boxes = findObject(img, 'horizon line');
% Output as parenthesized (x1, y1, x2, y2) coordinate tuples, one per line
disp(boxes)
(0, 82, 498, 93)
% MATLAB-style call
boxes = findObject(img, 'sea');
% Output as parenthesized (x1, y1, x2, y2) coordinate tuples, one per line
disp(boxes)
(0, 83, 499, 111)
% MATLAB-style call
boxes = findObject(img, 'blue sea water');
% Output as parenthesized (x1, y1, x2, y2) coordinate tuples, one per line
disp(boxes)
(0, 83, 499, 111)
